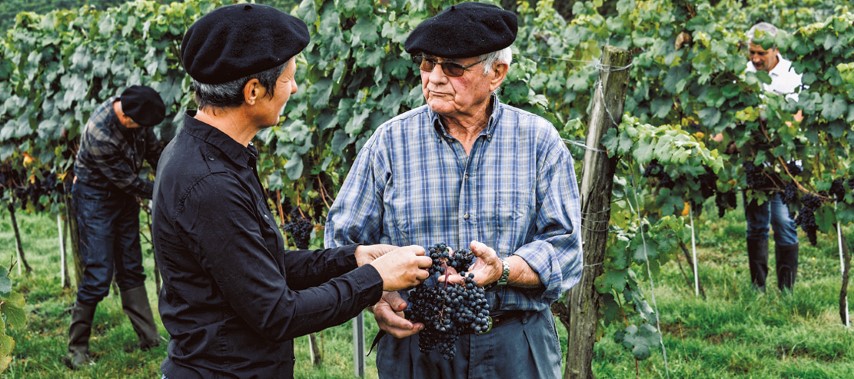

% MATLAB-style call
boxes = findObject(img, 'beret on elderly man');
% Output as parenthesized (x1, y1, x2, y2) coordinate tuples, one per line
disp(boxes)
(404, 2, 518, 58)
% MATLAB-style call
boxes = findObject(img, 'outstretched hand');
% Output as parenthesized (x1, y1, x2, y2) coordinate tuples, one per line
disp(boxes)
(439, 240, 503, 287)
(355, 244, 397, 267)
(371, 291, 424, 338)
(369, 245, 433, 291)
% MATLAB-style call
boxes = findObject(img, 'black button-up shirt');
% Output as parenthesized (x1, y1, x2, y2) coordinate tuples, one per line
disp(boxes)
(152, 112, 383, 378)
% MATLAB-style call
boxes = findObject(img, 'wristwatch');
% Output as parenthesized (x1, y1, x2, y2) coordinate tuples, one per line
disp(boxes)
(497, 258, 510, 286)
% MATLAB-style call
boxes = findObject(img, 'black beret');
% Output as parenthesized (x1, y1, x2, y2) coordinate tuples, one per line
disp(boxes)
(181, 4, 309, 84)
(120, 85, 165, 127)
(404, 2, 517, 59)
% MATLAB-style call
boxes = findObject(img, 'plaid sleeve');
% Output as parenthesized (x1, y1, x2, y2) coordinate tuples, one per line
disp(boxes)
(85, 123, 154, 199)
(512, 131, 583, 303)
(324, 134, 387, 248)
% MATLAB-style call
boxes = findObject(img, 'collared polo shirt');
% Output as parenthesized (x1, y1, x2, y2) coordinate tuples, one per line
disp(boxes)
(746, 54, 803, 102)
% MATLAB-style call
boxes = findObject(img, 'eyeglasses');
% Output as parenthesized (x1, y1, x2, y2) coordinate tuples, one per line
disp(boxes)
(412, 55, 485, 77)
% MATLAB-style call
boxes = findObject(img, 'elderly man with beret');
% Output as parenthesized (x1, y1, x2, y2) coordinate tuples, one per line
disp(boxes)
(325, 2, 583, 378)
(65, 85, 165, 369)
(152, 4, 433, 378)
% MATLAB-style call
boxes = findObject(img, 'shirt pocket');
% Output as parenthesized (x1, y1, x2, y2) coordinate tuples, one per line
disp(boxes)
(491, 189, 534, 257)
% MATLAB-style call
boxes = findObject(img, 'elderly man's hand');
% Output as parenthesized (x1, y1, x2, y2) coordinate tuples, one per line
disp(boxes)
(371, 291, 424, 338)
(369, 245, 433, 291)
(439, 240, 503, 287)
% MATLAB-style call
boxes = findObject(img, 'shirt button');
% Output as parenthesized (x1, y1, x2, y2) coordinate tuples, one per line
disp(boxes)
(464, 174, 469, 180)
(208, 156, 214, 161)
(463, 213, 470, 220)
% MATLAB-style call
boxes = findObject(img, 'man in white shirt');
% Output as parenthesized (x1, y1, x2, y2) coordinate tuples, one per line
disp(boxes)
(742, 22, 802, 293)
(745, 22, 803, 102)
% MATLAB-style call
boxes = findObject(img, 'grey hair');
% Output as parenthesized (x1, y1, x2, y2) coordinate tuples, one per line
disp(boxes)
(746, 22, 779, 45)
(192, 61, 287, 109)
(480, 46, 513, 74)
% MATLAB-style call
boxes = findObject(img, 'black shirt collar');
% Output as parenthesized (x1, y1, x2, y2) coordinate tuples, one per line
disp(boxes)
(182, 110, 258, 169)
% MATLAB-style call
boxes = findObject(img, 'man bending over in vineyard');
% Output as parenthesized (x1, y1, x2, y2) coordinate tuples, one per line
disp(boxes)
(151, 4, 433, 378)
(741, 22, 803, 293)
(325, 3, 583, 378)
(65, 85, 165, 368)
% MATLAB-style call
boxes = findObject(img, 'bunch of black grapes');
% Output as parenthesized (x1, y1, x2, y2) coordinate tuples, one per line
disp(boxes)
(642, 160, 674, 189)
(405, 243, 491, 359)
(715, 190, 737, 218)
(828, 179, 846, 203)
(743, 161, 771, 190)
(794, 194, 823, 246)
(283, 208, 312, 249)
(781, 182, 798, 205)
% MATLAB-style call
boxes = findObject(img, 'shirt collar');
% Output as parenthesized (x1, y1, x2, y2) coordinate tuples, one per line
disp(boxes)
(182, 110, 258, 169)
(430, 92, 504, 140)
(768, 54, 793, 77)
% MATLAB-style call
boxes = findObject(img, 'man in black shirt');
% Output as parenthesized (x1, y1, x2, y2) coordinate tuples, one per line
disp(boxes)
(66, 85, 165, 369)
(152, 4, 433, 378)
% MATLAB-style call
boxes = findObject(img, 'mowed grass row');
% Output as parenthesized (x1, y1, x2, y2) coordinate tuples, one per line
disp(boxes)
(1, 199, 852, 378)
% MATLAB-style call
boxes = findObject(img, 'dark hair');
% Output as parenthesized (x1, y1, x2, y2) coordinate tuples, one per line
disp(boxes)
(192, 61, 287, 109)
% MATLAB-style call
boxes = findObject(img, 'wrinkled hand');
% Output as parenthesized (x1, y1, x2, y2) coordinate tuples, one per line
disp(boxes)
(440, 240, 503, 287)
(355, 244, 398, 267)
(369, 245, 432, 291)
(371, 291, 423, 338)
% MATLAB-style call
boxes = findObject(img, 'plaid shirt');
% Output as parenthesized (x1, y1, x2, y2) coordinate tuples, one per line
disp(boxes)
(325, 97, 583, 311)
(74, 97, 162, 199)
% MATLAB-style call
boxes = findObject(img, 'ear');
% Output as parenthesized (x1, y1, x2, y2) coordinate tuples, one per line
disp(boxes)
(243, 78, 264, 106)
(489, 62, 509, 92)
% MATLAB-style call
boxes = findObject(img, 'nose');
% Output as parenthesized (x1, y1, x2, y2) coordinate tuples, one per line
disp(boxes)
(291, 82, 298, 95)
(428, 63, 447, 83)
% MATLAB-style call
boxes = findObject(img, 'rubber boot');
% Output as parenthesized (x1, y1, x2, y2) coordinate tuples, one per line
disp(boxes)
(776, 243, 799, 293)
(120, 286, 161, 350)
(746, 237, 769, 292)
(65, 301, 96, 369)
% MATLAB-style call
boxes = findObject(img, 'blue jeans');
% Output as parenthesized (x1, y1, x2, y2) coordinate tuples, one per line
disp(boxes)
(744, 193, 798, 245)
(72, 181, 146, 305)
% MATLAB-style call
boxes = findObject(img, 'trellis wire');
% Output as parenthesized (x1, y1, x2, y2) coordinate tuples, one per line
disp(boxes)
(629, 167, 670, 378)
(689, 207, 699, 297)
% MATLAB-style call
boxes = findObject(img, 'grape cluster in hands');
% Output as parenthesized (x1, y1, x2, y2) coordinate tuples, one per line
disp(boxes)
(405, 243, 491, 360)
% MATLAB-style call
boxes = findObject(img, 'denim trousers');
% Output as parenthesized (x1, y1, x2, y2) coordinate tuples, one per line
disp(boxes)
(72, 181, 146, 305)
(744, 192, 799, 245)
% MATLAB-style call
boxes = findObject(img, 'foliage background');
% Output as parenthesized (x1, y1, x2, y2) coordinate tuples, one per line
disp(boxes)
(0, 0, 851, 375)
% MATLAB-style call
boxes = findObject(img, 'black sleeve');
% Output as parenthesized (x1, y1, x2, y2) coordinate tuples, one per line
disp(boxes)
(284, 244, 364, 290)
(179, 174, 383, 342)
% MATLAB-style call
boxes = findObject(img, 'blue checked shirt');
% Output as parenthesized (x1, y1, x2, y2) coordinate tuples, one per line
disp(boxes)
(325, 97, 583, 311)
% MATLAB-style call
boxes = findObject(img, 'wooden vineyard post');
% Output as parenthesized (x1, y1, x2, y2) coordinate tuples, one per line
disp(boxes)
(564, 45, 632, 379)
(7, 202, 32, 274)
(63, 190, 84, 288)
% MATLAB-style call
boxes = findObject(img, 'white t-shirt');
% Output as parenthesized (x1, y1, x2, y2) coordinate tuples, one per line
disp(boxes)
(746, 54, 803, 101)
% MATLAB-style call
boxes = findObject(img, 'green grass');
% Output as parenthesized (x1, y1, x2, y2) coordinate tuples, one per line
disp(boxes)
(1, 202, 852, 378)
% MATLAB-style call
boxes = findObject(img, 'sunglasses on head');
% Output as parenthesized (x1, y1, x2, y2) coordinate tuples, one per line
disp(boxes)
(412, 54, 486, 77)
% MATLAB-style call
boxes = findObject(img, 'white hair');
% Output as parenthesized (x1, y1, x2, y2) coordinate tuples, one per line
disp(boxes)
(481, 46, 513, 74)
(746, 22, 779, 44)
